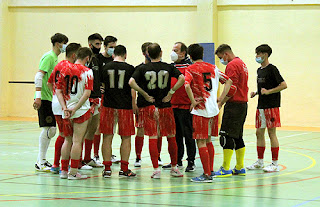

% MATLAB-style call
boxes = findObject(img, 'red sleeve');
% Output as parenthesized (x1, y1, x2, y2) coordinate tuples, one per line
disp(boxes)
(217, 70, 229, 84)
(48, 69, 55, 84)
(85, 70, 94, 90)
(184, 67, 193, 85)
(227, 85, 237, 97)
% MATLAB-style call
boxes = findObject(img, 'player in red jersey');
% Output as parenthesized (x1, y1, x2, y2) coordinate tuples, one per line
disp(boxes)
(56, 47, 94, 180)
(100, 45, 136, 178)
(247, 44, 287, 172)
(185, 44, 233, 182)
(129, 43, 185, 179)
(214, 44, 249, 177)
(47, 43, 81, 174)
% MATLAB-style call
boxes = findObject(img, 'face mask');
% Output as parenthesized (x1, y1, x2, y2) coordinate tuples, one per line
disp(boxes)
(255, 56, 264, 64)
(91, 45, 101, 55)
(170, 51, 179, 62)
(107, 48, 114, 56)
(60, 44, 67, 53)
(220, 58, 228, 65)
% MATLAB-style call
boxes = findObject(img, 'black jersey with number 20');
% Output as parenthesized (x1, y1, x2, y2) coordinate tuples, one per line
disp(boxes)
(132, 61, 182, 109)
(101, 61, 135, 109)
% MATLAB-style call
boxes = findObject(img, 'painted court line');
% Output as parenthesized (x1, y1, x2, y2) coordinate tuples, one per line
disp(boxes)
(292, 195, 320, 207)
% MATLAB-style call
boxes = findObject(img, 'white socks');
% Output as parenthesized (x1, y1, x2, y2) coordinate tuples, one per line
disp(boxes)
(37, 127, 51, 164)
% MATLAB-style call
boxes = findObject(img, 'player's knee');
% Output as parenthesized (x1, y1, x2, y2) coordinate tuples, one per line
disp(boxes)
(219, 131, 234, 149)
(47, 127, 57, 139)
(234, 138, 245, 150)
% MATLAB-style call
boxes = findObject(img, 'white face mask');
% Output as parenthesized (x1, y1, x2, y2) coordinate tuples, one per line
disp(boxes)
(220, 58, 228, 65)
(60, 44, 67, 53)
(107, 48, 114, 56)
(170, 51, 179, 62)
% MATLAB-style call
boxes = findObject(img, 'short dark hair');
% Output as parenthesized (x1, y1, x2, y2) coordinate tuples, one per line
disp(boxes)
(114, 45, 126, 57)
(88, 33, 103, 42)
(76, 47, 93, 60)
(66, 43, 81, 58)
(141, 42, 152, 54)
(187, 44, 203, 61)
(215, 44, 232, 55)
(256, 44, 272, 57)
(104, 36, 117, 46)
(148, 43, 161, 59)
(51, 33, 68, 46)
(175, 42, 187, 57)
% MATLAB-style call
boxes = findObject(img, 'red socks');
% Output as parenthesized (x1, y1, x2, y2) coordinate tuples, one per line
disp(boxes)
(93, 134, 101, 156)
(257, 146, 266, 159)
(206, 142, 215, 172)
(103, 161, 112, 171)
(53, 136, 64, 167)
(157, 136, 162, 158)
(167, 137, 178, 166)
(271, 147, 279, 161)
(120, 160, 129, 172)
(61, 159, 69, 171)
(84, 139, 93, 163)
(135, 136, 144, 159)
(149, 139, 159, 168)
(199, 147, 211, 176)
(70, 159, 80, 169)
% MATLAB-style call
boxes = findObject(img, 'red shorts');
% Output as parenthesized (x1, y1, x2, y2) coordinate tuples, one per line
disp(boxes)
(140, 106, 176, 137)
(63, 110, 91, 137)
(100, 106, 135, 136)
(73, 110, 91, 124)
(54, 115, 64, 134)
(192, 115, 219, 139)
(256, 108, 281, 129)
(135, 108, 144, 128)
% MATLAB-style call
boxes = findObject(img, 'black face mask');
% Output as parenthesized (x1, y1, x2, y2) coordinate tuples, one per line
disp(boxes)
(91, 45, 101, 54)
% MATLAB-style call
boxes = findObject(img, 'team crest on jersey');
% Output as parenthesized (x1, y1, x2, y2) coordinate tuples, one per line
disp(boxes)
(45, 116, 53, 123)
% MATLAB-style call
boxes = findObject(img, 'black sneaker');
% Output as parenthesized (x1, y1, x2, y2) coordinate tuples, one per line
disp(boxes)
(102, 170, 112, 178)
(162, 163, 172, 170)
(44, 161, 52, 168)
(185, 161, 195, 172)
(119, 169, 136, 177)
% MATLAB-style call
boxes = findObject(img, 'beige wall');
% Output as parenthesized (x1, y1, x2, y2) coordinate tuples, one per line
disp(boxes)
(217, 5, 320, 127)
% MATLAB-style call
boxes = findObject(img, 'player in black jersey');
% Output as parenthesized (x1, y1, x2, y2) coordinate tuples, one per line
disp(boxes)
(100, 45, 136, 177)
(129, 43, 185, 179)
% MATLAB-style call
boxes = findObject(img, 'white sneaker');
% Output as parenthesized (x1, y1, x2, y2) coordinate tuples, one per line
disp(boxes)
(134, 159, 141, 167)
(263, 163, 280, 172)
(93, 156, 103, 166)
(170, 167, 183, 177)
(158, 158, 163, 166)
(35, 162, 51, 172)
(60, 170, 68, 179)
(246, 160, 264, 170)
(151, 169, 161, 179)
(80, 164, 93, 170)
(111, 155, 120, 163)
(87, 159, 104, 167)
(68, 172, 88, 180)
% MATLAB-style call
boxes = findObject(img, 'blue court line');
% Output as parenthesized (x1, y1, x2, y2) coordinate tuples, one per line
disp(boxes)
(292, 196, 320, 207)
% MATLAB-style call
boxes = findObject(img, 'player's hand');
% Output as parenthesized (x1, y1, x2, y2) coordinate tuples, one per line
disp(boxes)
(132, 103, 139, 115)
(261, 88, 270, 95)
(190, 101, 200, 111)
(143, 94, 155, 103)
(100, 86, 105, 94)
(162, 93, 173, 103)
(33, 98, 41, 110)
(250, 91, 257, 98)
(63, 109, 71, 119)
(69, 108, 76, 118)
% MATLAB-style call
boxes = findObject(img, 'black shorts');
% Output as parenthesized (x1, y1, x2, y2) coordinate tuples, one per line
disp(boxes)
(220, 102, 247, 139)
(38, 100, 56, 127)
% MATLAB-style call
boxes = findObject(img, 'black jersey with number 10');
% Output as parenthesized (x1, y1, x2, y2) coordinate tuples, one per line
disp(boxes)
(132, 61, 182, 109)
(101, 61, 135, 109)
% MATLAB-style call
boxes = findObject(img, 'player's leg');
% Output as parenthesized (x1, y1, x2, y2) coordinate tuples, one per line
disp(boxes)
(51, 115, 64, 174)
(263, 127, 280, 172)
(60, 135, 72, 179)
(157, 136, 163, 166)
(184, 111, 196, 172)
(233, 137, 246, 175)
(134, 108, 145, 167)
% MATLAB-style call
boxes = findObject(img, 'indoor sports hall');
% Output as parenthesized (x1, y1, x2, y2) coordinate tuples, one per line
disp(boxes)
(0, 0, 319, 206)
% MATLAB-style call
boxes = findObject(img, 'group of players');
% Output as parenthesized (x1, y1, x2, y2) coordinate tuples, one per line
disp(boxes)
(32, 32, 287, 182)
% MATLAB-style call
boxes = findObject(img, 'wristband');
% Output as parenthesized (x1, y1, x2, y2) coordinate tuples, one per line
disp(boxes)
(169, 89, 175, 95)
(35, 91, 41, 99)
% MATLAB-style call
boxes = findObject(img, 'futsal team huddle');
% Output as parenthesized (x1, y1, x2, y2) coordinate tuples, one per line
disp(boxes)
(33, 33, 287, 182)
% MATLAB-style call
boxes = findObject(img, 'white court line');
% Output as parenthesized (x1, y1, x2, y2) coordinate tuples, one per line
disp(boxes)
(0, 123, 37, 128)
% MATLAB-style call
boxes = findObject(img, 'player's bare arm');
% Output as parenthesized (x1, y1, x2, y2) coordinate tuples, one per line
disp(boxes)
(163, 74, 185, 103)
(69, 89, 91, 117)
(56, 89, 70, 118)
(261, 81, 287, 95)
(217, 78, 233, 109)
(129, 77, 155, 103)
(131, 89, 139, 114)
(185, 83, 199, 111)
(33, 70, 46, 110)
(250, 91, 258, 98)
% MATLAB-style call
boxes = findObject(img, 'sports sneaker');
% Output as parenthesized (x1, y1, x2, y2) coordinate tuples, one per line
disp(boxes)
(102, 170, 112, 178)
(191, 174, 213, 183)
(232, 167, 246, 176)
(162, 163, 172, 170)
(214, 166, 233, 177)
(246, 160, 264, 170)
(185, 161, 195, 172)
(60, 170, 68, 179)
(93, 156, 103, 166)
(35, 162, 51, 172)
(68, 172, 88, 180)
(151, 169, 161, 179)
(50, 166, 60, 174)
(158, 158, 163, 166)
(44, 161, 52, 168)
(263, 163, 280, 172)
(111, 155, 120, 163)
(119, 169, 137, 177)
(134, 158, 142, 167)
(79, 161, 93, 170)
(87, 159, 104, 167)
(170, 167, 183, 177)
